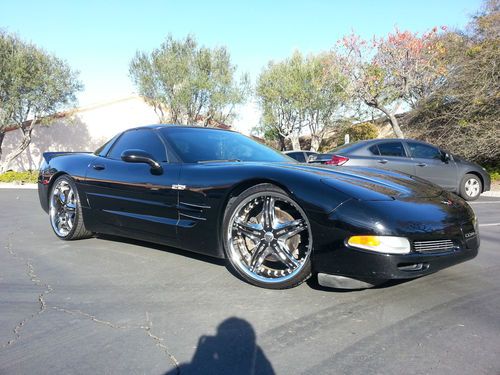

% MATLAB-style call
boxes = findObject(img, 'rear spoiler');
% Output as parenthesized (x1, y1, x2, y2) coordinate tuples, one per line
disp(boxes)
(42, 151, 92, 163)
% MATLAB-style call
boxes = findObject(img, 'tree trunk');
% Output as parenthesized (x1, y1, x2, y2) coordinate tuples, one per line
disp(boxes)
(310, 134, 321, 152)
(289, 134, 301, 150)
(0, 123, 35, 173)
(0, 131, 5, 163)
(277, 133, 286, 151)
(376, 105, 405, 138)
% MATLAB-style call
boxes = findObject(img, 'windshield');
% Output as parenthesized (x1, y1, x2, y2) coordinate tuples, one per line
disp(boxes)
(161, 127, 291, 163)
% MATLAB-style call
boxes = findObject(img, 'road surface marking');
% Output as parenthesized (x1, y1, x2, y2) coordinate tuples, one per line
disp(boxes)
(479, 223, 500, 227)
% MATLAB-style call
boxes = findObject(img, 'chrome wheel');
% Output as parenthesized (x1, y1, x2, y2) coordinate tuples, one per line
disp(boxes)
(464, 178, 480, 198)
(226, 191, 312, 285)
(50, 179, 77, 237)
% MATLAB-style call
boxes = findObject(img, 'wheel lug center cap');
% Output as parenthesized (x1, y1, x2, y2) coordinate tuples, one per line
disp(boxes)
(264, 232, 274, 243)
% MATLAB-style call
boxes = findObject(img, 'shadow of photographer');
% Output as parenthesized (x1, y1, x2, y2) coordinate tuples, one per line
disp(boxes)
(165, 317, 275, 375)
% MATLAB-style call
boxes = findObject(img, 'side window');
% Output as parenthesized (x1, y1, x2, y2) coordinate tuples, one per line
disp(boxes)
(107, 129, 167, 161)
(292, 152, 306, 162)
(377, 142, 406, 157)
(368, 145, 380, 155)
(407, 142, 442, 160)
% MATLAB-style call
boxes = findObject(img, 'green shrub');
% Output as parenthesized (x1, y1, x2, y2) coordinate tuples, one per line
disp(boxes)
(341, 122, 379, 143)
(0, 170, 38, 184)
(484, 165, 500, 181)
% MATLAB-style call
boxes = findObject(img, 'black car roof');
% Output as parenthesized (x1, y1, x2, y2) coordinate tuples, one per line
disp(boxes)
(130, 124, 234, 132)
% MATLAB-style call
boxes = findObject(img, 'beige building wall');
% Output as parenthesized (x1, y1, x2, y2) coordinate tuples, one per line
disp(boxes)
(3, 96, 160, 171)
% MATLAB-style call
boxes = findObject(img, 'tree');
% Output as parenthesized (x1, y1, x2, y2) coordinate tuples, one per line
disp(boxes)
(340, 122, 379, 143)
(406, 0, 500, 165)
(256, 52, 347, 151)
(0, 31, 82, 172)
(256, 53, 305, 150)
(129, 35, 249, 126)
(336, 28, 446, 138)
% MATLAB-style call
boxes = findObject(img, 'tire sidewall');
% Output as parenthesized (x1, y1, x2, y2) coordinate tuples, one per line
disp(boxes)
(460, 174, 482, 201)
(49, 175, 82, 240)
(222, 183, 312, 289)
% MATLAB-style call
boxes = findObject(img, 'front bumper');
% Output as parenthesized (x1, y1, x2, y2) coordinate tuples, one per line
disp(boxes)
(314, 240, 478, 281)
(311, 194, 479, 282)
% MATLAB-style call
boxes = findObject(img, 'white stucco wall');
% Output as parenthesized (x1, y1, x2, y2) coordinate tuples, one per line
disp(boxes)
(2, 96, 160, 171)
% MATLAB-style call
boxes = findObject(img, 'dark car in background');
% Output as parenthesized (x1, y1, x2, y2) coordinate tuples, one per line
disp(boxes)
(308, 138, 490, 201)
(284, 150, 318, 163)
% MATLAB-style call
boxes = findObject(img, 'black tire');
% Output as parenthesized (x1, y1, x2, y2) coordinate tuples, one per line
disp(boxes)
(459, 173, 482, 201)
(49, 175, 93, 240)
(222, 183, 312, 289)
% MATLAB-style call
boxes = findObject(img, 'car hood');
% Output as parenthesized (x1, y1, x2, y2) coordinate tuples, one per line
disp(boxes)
(277, 163, 444, 201)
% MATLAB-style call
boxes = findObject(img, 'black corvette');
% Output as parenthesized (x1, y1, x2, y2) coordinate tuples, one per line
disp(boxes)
(38, 125, 479, 289)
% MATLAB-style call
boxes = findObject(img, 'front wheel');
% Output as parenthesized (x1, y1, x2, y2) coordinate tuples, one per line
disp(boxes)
(223, 184, 313, 289)
(459, 174, 482, 201)
(49, 175, 92, 240)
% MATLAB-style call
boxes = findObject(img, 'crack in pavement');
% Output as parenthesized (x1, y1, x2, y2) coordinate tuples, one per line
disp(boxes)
(50, 307, 180, 374)
(2, 232, 180, 374)
(51, 306, 132, 329)
(1, 232, 53, 349)
(144, 311, 180, 374)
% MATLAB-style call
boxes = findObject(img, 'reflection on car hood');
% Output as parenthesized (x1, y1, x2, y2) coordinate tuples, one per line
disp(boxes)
(279, 163, 444, 201)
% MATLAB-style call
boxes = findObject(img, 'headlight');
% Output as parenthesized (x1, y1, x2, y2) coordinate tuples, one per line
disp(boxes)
(347, 235, 410, 254)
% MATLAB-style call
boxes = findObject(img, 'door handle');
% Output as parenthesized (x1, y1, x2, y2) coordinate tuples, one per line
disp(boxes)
(417, 163, 427, 167)
(92, 164, 105, 171)
(378, 159, 388, 164)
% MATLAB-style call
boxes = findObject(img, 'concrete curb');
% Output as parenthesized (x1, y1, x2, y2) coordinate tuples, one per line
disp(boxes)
(0, 183, 37, 189)
(482, 190, 500, 197)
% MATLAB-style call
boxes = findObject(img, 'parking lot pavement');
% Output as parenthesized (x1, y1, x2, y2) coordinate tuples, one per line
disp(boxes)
(0, 189, 499, 375)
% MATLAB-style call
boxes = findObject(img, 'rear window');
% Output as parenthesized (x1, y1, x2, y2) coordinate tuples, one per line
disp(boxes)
(377, 142, 406, 157)
(369, 145, 380, 155)
(288, 152, 306, 162)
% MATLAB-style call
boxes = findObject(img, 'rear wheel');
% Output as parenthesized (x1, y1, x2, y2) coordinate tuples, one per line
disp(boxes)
(49, 175, 92, 240)
(459, 174, 482, 201)
(223, 184, 313, 289)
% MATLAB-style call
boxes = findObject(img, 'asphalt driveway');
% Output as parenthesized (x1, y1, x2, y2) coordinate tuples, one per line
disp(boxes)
(1, 189, 499, 374)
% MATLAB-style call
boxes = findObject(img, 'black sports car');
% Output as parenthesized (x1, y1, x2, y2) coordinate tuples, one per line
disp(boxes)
(38, 125, 479, 289)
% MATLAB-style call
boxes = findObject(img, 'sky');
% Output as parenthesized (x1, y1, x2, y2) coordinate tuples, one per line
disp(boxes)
(0, 0, 483, 134)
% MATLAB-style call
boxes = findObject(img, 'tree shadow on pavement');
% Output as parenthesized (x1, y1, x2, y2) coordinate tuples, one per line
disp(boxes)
(164, 317, 275, 375)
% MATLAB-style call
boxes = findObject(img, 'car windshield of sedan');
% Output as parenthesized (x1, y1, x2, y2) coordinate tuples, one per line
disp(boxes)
(161, 127, 292, 163)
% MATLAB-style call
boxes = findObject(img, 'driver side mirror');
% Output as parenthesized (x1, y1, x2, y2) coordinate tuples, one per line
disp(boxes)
(441, 152, 451, 163)
(121, 149, 163, 175)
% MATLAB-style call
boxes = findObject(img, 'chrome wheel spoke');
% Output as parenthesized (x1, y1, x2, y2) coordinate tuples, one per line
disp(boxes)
(273, 241, 299, 268)
(275, 219, 306, 240)
(65, 202, 76, 211)
(234, 219, 262, 243)
(260, 197, 276, 229)
(249, 241, 269, 272)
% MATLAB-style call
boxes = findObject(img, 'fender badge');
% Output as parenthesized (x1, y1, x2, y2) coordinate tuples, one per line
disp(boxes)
(464, 232, 476, 238)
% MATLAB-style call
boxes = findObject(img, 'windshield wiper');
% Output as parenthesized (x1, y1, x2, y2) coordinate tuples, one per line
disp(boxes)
(197, 159, 242, 163)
